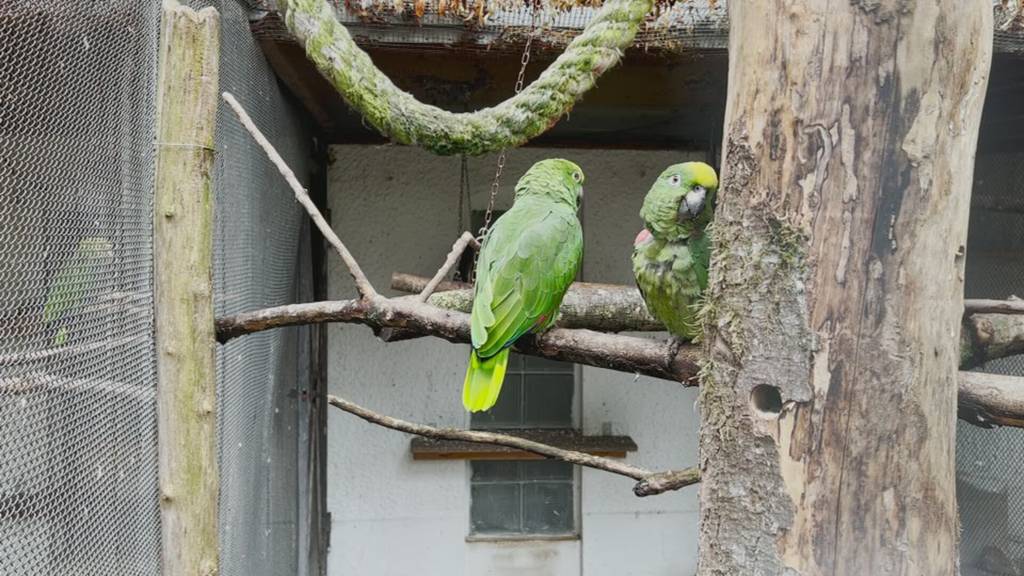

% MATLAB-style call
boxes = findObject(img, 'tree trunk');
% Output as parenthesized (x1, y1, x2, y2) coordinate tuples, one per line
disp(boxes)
(699, 2, 992, 575)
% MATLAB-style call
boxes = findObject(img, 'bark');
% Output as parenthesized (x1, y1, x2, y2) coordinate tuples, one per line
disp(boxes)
(215, 295, 703, 383)
(961, 311, 1024, 369)
(214, 296, 1024, 428)
(392, 272, 663, 332)
(958, 371, 1024, 429)
(279, 0, 654, 155)
(963, 296, 1024, 315)
(699, 2, 993, 575)
(153, 2, 220, 574)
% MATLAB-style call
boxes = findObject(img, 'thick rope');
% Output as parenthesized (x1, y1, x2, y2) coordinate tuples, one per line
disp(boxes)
(281, 0, 655, 155)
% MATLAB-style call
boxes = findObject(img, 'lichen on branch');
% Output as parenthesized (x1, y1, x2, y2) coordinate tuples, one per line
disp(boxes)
(280, 0, 654, 155)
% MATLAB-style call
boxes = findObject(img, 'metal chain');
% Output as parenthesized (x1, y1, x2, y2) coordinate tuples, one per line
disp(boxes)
(453, 155, 470, 282)
(472, 2, 538, 281)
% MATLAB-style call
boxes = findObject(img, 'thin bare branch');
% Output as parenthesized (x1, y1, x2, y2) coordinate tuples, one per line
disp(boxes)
(221, 91, 377, 298)
(327, 393, 699, 496)
(392, 272, 469, 293)
(418, 232, 476, 303)
(964, 296, 1024, 315)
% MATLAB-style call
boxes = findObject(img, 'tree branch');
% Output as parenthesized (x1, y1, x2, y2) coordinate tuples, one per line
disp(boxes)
(327, 393, 699, 496)
(958, 371, 1024, 428)
(279, 0, 654, 155)
(964, 296, 1024, 315)
(215, 295, 701, 382)
(961, 311, 1024, 369)
(393, 272, 664, 332)
(216, 294, 1024, 428)
(417, 232, 476, 303)
(221, 92, 377, 298)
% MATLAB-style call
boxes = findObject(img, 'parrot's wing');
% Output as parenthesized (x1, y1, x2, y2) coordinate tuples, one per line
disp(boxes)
(471, 201, 581, 358)
(689, 232, 712, 292)
(631, 245, 649, 306)
(43, 257, 85, 324)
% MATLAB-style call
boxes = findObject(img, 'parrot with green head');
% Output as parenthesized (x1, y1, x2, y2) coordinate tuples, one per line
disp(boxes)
(631, 162, 718, 341)
(463, 159, 585, 412)
(43, 236, 113, 346)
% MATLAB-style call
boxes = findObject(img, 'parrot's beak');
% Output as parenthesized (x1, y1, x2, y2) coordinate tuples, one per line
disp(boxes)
(678, 186, 706, 221)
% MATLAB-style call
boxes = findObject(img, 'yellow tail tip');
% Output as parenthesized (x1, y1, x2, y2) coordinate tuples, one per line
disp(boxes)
(462, 348, 510, 412)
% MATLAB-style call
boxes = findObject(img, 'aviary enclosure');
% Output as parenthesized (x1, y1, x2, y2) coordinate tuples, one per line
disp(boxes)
(0, 0, 1023, 575)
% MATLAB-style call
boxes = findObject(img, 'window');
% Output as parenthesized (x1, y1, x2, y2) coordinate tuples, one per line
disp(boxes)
(469, 354, 578, 537)
(470, 460, 575, 535)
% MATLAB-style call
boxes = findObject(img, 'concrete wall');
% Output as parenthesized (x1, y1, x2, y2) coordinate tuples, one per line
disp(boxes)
(326, 145, 706, 576)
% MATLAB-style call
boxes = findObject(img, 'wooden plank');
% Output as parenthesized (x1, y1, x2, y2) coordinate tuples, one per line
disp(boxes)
(410, 431, 638, 461)
(153, 2, 220, 575)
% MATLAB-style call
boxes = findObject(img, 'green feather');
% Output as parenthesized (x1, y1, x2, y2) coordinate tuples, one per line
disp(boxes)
(463, 348, 510, 412)
(632, 162, 717, 341)
(42, 236, 112, 346)
(462, 159, 584, 412)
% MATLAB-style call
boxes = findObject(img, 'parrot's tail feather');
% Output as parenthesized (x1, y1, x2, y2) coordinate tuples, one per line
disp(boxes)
(462, 348, 510, 412)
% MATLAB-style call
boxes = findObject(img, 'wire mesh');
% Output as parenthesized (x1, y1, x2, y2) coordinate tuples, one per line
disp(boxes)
(0, 2, 162, 574)
(0, 1, 313, 574)
(958, 151, 1024, 576)
(192, 1, 313, 575)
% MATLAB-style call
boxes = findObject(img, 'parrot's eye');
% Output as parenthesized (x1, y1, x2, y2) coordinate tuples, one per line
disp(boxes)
(668, 174, 682, 187)
(572, 171, 583, 183)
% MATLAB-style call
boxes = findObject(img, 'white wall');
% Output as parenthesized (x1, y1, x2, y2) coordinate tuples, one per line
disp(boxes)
(327, 145, 705, 576)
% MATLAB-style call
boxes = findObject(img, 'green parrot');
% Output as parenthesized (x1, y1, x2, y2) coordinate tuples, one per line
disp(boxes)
(463, 159, 585, 412)
(631, 162, 718, 341)
(42, 236, 113, 346)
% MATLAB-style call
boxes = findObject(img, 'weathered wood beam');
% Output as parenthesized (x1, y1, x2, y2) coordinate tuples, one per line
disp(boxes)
(153, 2, 220, 574)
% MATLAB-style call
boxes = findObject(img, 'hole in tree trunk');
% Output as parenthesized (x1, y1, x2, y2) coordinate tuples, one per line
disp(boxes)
(750, 384, 782, 416)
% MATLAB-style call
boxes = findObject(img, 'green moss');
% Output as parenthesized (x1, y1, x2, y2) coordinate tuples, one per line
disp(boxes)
(282, 0, 655, 155)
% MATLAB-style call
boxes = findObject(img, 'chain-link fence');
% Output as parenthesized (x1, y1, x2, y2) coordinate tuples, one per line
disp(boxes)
(959, 151, 1024, 576)
(0, 1, 315, 574)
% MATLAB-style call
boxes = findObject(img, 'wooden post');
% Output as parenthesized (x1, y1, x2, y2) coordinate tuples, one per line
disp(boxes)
(699, 1, 992, 575)
(154, 1, 220, 575)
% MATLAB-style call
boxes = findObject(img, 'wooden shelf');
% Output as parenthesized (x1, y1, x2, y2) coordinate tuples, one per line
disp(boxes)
(410, 429, 638, 461)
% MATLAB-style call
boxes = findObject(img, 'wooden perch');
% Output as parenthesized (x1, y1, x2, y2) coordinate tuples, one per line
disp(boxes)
(392, 272, 664, 332)
(958, 371, 1024, 428)
(216, 294, 1024, 428)
(961, 311, 1024, 369)
(328, 393, 699, 496)
(216, 296, 702, 383)
(964, 296, 1024, 315)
